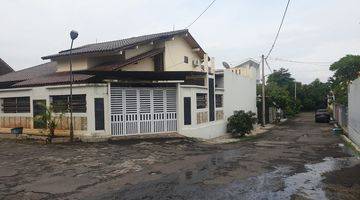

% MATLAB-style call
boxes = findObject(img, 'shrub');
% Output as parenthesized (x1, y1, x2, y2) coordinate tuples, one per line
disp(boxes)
(227, 110, 257, 138)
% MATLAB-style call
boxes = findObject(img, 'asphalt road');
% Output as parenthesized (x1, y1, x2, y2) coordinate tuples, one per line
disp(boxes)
(0, 113, 359, 200)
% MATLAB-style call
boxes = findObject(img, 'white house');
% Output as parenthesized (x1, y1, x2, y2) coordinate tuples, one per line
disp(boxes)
(348, 77, 360, 147)
(230, 59, 260, 83)
(0, 29, 257, 140)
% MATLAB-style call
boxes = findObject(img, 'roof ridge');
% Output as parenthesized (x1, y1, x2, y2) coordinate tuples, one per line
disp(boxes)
(4, 61, 55, 74)
(58, 29, 188, 54)
(235, 58, 260, 67)
(0, 58, 14, 72)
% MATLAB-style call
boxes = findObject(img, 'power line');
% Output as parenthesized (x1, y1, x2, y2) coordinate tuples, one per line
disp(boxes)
(265, 58, 273, 73)
(265, 0, 291, 60)
(270, 57, 333, 65)
(185, 0, 217, 29)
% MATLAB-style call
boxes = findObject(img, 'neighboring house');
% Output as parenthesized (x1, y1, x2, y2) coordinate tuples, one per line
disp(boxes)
(348, 77, 360, 147)
(0, 58, 14, 76)
(230, 59, 260, 83)
(0, 29, 257, 140)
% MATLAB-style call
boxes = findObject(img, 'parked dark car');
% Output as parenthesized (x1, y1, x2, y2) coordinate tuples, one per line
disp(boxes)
(315, 109, 330, 123)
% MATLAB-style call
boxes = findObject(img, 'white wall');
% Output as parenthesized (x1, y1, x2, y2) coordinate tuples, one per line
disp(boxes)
(177, 83, 226, 139)
(349, 77, 360, 147)
(164, 36, 201, 71)
(0, 84, 110, 138)
(231, 61, 260, 83)
(57, 57, 88, 72)
(177, 70, 257, 139)
(121, 57, 154, 71)
(223, 70, 257, 118)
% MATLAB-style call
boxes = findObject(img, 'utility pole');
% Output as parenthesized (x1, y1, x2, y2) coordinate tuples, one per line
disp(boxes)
(261, 55, 266, 126)
(294, 82, 297, 101)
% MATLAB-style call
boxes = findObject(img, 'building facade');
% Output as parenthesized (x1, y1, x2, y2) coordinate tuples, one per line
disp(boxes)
(0, 30, 256, 140)
(230, 59, 260, 83)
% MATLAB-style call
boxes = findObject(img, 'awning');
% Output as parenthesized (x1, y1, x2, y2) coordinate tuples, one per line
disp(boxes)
(75, 70, 207, 81)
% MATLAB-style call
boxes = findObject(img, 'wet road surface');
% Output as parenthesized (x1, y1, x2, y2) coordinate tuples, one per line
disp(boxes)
(0, 113, 359, 199)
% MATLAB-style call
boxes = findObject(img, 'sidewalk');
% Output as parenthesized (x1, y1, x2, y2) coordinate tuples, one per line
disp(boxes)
(0, 133, 70, 143)
(205, 123, 278, 144)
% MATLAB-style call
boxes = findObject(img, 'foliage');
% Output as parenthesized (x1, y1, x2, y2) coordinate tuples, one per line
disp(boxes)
(227, 110, 257, 138)
(257, 56, 359, 115)
(267, 83, 291, 111)
(34, 105, 63, 143)
(329, 55, 360, 105)
(261, 67, 330, 114)
(267, 68, 295, 92)
(264, 68, 299, 117)
(298, 79, 330, 111)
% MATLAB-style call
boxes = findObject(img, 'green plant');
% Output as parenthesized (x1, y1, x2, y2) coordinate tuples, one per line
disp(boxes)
(34, 105, 63, 143)
(329, 55, 360, 105)
(227, 110, 257, 138)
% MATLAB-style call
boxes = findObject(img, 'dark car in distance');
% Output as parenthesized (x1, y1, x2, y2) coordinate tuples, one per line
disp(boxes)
(315, 109, 330, 123)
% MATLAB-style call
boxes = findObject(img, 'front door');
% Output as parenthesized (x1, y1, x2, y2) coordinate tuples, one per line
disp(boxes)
(209, 78, 215, 121)
(33, 100, 46, 129)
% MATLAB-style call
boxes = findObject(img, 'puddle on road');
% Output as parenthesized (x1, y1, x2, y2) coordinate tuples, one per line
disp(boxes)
(280, 156, 360, 199)
(194, 156, 360, 199)
(99, 144, 360, 200)
(177, 148, 360, 199)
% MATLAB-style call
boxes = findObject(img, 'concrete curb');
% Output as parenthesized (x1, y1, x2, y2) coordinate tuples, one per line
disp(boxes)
(340, 134, 360, 154)
(332, 123, 359, 153)
(205, 120, 283, 144)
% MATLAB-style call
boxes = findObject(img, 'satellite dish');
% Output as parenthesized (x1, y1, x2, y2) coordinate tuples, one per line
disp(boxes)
(222, 61, 231, 69)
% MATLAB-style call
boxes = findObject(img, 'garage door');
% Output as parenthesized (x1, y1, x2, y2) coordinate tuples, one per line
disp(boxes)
(110, 86, 177, 136)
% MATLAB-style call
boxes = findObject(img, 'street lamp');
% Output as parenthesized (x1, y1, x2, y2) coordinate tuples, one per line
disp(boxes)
(69, 30, 78, 142)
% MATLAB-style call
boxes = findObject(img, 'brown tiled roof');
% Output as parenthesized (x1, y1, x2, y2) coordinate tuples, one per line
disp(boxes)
(0, 62, 57, 83)
(90, 48, 164, 71)
(0, 30, 207, 89)
(13, 72, 94, 87)
(0, 58, 14, 75)
(42, 29, 190, 60)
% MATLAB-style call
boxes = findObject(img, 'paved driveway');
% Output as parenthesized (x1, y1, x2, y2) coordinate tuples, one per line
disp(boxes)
(0, 113, 359, 200)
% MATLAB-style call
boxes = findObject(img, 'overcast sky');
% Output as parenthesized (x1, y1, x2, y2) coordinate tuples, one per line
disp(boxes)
(0, 0, 359, 83)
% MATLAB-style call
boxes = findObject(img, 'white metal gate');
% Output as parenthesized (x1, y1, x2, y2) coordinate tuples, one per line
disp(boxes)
(110, 87, 177, 136)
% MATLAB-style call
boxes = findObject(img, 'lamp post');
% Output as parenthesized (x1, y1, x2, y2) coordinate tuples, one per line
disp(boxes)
(69, 30, 78, 142)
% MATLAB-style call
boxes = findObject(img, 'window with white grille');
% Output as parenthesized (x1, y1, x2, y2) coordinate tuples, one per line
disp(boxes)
(216, 94, 223, 108)
(50, 95, 86, 113)
(2, 97, 30, 113)
(196, 93, 207, 109)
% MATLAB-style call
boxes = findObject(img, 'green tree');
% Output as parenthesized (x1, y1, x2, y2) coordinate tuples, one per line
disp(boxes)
(266, 68, 298, 116)
(298, 79, 330, 110)
(329, 55, 360, 105)
(267, 68, 295, 91)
